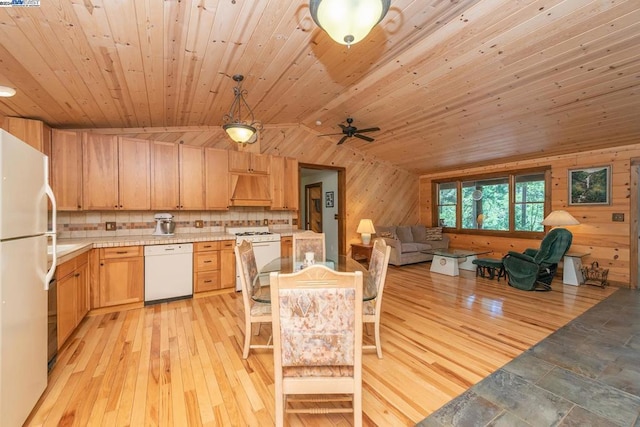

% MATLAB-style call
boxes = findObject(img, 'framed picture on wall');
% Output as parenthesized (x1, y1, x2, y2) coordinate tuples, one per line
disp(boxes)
(325, 191, 334, 208)
(568, 165, 611, 205)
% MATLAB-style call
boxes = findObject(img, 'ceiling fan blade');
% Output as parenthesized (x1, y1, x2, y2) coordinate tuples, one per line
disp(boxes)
(338, 124, 348, 131)
(354, 133, 374, 142)
(354, 127, 380, 133)
(317, 132, 345, 137)
(337, 135, 349, 145)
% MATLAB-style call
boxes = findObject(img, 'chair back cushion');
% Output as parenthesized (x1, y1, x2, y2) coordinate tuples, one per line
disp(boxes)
(293, 231, 326, 264)
(535, 228, 573, 265)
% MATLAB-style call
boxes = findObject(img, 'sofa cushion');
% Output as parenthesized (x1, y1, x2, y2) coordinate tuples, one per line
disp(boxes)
(396, 226, 414, 243)
(411, 225, 428, 242)
(415, 242, 433, 251)
(424, 227, 443, 241)
(401, 242, 420, 253)
(376, 225, 397, 239)
(427, 239, 449, 250)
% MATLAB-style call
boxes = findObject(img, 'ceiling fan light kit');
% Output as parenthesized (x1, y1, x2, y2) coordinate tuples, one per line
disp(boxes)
(222, 74, 261, 144)
(309, 0, 390, 47)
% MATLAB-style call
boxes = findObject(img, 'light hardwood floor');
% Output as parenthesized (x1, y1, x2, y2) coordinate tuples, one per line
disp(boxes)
(27, 264, 616, 426)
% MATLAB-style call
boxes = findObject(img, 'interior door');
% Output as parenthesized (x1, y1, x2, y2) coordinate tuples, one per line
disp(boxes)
(305, 183, 323, 232)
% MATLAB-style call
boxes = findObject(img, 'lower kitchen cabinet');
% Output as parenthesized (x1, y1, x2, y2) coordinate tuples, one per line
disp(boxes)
(281, 236, 293, 258)
(98, 246, 144, 307)
(57, 251, 89, 349)
(193, 240, 235, 292)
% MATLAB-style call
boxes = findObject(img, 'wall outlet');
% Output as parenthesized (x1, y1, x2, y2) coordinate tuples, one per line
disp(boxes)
(612, 213, 625, 222)
(105, 222, 116, 231)
(263, 219, 269, 226)
(194, 220, 204, 228)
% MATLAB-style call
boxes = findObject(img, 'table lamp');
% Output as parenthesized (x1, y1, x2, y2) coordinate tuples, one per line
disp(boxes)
(357, 219, 376, 245)
(542, 210, 580, 228)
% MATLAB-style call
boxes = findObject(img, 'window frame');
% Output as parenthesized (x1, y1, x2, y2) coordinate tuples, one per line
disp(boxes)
(432, 167, 551, 239)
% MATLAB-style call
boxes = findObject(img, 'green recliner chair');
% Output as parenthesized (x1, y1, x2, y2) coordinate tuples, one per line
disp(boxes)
(502, 228, 573, 291)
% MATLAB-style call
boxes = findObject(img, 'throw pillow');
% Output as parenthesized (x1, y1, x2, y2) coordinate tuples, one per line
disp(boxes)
(424, 227, 443, 241)
(376, 225, 396, 239)
(379, 231, 395, 239)
(395, 226, 414, 243)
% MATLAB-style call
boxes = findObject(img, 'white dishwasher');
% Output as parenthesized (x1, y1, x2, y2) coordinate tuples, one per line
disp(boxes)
(144, 243, 193, 304)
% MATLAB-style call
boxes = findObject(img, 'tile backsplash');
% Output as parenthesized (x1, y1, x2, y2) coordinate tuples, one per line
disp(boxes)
(56, 209, 294, 238)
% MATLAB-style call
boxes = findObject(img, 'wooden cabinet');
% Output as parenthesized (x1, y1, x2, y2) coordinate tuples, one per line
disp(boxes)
(281, 236, 293, 258)
(82, 133, 119, 210)
(228, 150, 270, 174)
(98, 246, 144, 307)
(51, 129, 83, 211)
(193, 240, 236, 293)
(270, 156, 299, 210)
(205, 147, 229, 210)
(150, 141, 204, 210)
(2, 117, 51, 153)
(83, 135, 151, 210)
(57, 251, 89, 349)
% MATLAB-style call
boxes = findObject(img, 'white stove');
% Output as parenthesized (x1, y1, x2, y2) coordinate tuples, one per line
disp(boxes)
(228, 226, 281, 291)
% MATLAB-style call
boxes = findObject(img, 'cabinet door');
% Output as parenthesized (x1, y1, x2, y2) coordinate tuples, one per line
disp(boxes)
(270, 156, 285, 210)
(83, 133, 119, 210)
(75, 262, 89, 323)
(205, 147, 229, 210)
(51, 129, 83, 210)
(179, 145, 205, 209)
(119, 137, 151, 210)
(281, 236, 293, 258)
(57, 273, 77, 349)
(99, 256, 144, 307)
(228, 150, 252, 173)
(150, 141, 180, 210)
(3, 117, 47, 152)
(219, 240, 236, 289)
(284, 157, 299, 210)
(251, 153, 270, 174)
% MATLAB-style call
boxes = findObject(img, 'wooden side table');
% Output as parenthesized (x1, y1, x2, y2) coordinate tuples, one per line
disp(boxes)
(351, 243, 373, 264)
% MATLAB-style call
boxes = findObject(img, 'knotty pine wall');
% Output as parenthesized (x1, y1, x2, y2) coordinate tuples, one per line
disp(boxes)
(419, 144, 640, 288)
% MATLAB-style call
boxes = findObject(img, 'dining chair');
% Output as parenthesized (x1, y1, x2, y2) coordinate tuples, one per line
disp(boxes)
(234, 240, 272, 359)
(270, 265, 363, 427)
(363, 238, 391, 358)
(292, 230, 326, 265)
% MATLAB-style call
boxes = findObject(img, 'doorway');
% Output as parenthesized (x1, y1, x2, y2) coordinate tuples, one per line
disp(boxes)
(298, 165, 345, 260)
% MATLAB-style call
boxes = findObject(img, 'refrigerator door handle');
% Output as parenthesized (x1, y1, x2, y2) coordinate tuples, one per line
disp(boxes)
(44, 158, 57, 290)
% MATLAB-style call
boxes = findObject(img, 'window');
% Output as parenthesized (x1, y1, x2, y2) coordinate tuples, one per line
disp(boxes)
(435, 170, 548, 235)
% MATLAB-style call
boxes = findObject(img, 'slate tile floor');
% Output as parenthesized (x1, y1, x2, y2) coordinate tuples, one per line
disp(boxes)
(418, 288, 640, 426)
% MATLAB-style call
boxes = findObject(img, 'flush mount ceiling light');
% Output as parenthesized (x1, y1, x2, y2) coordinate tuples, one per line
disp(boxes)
(310, 0, 390, 47)
(222, 74, 261, 144)
(0, 86, 16, 97)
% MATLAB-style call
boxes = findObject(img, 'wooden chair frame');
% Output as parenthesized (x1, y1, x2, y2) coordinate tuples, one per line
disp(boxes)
(292, 231, 326, 265)
(363, 238, 391, 358)
(270, 265, 363, 427)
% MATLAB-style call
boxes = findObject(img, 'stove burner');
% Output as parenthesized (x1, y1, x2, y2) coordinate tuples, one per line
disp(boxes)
(236, 231, 273, 236)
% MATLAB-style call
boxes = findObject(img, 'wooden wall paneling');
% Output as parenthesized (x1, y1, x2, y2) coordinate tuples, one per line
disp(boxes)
(420, 143, 640, 287)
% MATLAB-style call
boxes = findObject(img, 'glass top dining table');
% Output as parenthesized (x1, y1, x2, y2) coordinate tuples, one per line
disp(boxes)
(251, 256, 377, 303)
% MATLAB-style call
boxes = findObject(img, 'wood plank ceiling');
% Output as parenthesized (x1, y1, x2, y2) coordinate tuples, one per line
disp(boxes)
(0, 0, 638, 175)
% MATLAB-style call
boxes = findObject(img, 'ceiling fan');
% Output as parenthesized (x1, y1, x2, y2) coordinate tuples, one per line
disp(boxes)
(318, 117, 380, 145)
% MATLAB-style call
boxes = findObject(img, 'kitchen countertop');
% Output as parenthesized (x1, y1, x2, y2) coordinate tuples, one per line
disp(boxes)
(50, 229, 302, 265)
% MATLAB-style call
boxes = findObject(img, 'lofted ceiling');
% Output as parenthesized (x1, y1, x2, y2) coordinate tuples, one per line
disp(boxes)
(0, 0, 638, 175)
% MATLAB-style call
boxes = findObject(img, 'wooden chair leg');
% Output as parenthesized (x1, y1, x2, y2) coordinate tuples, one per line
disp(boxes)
(243, 320, 252, 359)
(374, 321, 382, 359)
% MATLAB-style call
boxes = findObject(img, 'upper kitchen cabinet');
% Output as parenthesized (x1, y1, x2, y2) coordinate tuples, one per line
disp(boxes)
(150, 141, 205, 210)
(228, 150, 270, 174)
(204, 147, 229, 210)
(82, 135, 151, 210)
(270, 156, 299, 211)
(2, 117, 51, 154)
(51, 129, 83, 211)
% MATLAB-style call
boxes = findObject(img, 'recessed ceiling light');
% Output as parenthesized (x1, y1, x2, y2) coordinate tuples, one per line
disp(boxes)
(0, 86, 17, 97)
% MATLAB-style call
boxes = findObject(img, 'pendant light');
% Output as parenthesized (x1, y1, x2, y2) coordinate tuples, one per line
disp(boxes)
(222, 74, 260, 144)
(309, 0, 390, 47)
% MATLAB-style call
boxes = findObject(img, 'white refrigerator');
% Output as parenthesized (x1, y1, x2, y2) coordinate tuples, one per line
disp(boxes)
(0, 130, 57, 426)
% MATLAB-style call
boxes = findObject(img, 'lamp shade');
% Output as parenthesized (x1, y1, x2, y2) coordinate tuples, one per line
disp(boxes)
(357, 219, 375, 245)
(309, 0, 390, 46)
(542, 210, 580, 226)
(223, 123, 256, 143)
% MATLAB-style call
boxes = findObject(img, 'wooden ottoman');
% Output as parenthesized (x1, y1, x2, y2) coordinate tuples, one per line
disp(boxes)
(472, 258, 506, 281)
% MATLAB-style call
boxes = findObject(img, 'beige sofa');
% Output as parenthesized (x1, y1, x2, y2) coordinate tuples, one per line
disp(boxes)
(375, 225, 449, 266)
